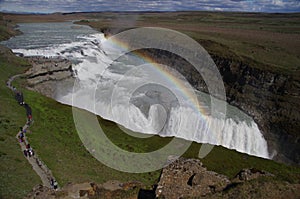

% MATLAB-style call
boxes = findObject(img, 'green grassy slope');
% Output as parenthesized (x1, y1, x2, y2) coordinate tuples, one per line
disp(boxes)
(14, 84, 162, 186)
(0, 46, 41, 199)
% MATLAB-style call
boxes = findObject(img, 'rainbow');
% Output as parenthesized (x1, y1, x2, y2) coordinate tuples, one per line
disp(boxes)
(106, 36, 211, 130)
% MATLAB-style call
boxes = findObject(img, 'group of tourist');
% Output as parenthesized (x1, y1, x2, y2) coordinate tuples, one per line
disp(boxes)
(17, 126, 34, 157)
(14, 89, 35, 158)
(12, 85, 58, 190)
(50, 178, 58, 190)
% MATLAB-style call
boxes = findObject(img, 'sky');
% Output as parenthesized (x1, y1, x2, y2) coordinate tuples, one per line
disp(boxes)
(0, 0, 299, 13)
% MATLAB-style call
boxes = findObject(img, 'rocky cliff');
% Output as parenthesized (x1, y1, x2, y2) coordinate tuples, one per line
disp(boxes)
(135, 48, 300, 165)
(24, 56, 74, 99)
(212, 55, 300, 165)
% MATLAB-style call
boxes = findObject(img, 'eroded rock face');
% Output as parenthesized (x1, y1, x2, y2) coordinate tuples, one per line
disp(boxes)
(212, 56, 300, 165)
(155, 158, 231, 198)
(25, 56, 74, 98)
(135, 49, 300, 165)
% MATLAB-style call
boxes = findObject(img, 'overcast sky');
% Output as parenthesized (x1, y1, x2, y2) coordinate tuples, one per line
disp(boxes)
(0, 0, 299, 13)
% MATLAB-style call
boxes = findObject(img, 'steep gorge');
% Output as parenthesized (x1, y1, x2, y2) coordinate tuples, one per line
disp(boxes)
(136, 48, 300, 165)
(212, 55, 300, 165)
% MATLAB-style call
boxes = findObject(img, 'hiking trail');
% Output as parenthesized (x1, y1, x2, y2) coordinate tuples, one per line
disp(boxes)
(7, 74, 59, 189)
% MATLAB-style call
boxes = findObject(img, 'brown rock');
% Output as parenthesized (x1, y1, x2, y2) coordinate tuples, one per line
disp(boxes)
(234, 168, 274, 182)
(155, 158, 231, 198)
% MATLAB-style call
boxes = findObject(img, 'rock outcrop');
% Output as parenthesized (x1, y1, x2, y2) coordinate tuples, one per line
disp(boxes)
(24, 56, 74, 98)
(155, 158, 231, 198)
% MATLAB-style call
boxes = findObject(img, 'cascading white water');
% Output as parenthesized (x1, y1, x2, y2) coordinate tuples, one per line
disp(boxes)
(2, 22, 270, 159)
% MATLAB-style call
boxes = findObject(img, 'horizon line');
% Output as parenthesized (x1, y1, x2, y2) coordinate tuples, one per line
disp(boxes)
(1, 10, 300, 15)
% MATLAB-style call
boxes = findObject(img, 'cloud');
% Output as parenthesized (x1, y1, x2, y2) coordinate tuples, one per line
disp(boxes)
(0, 0, 299, 13)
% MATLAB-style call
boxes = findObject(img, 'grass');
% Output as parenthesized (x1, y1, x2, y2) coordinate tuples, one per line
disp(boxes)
(183, 142, 300, 184)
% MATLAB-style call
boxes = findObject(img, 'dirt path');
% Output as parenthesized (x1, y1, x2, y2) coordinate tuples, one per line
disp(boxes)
(7, 74, 59, 189)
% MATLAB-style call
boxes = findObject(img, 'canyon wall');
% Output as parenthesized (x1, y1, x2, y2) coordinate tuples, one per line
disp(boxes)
(137, 49, 300, 165)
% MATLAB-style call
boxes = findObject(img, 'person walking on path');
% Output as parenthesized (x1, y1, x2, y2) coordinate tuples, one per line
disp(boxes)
(18, 131, 25, 143)
(24, 103, 33, 124)
(50, 178, 58, 190)
(15, 91, 24, 105)
(20, 127, 27, 134)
